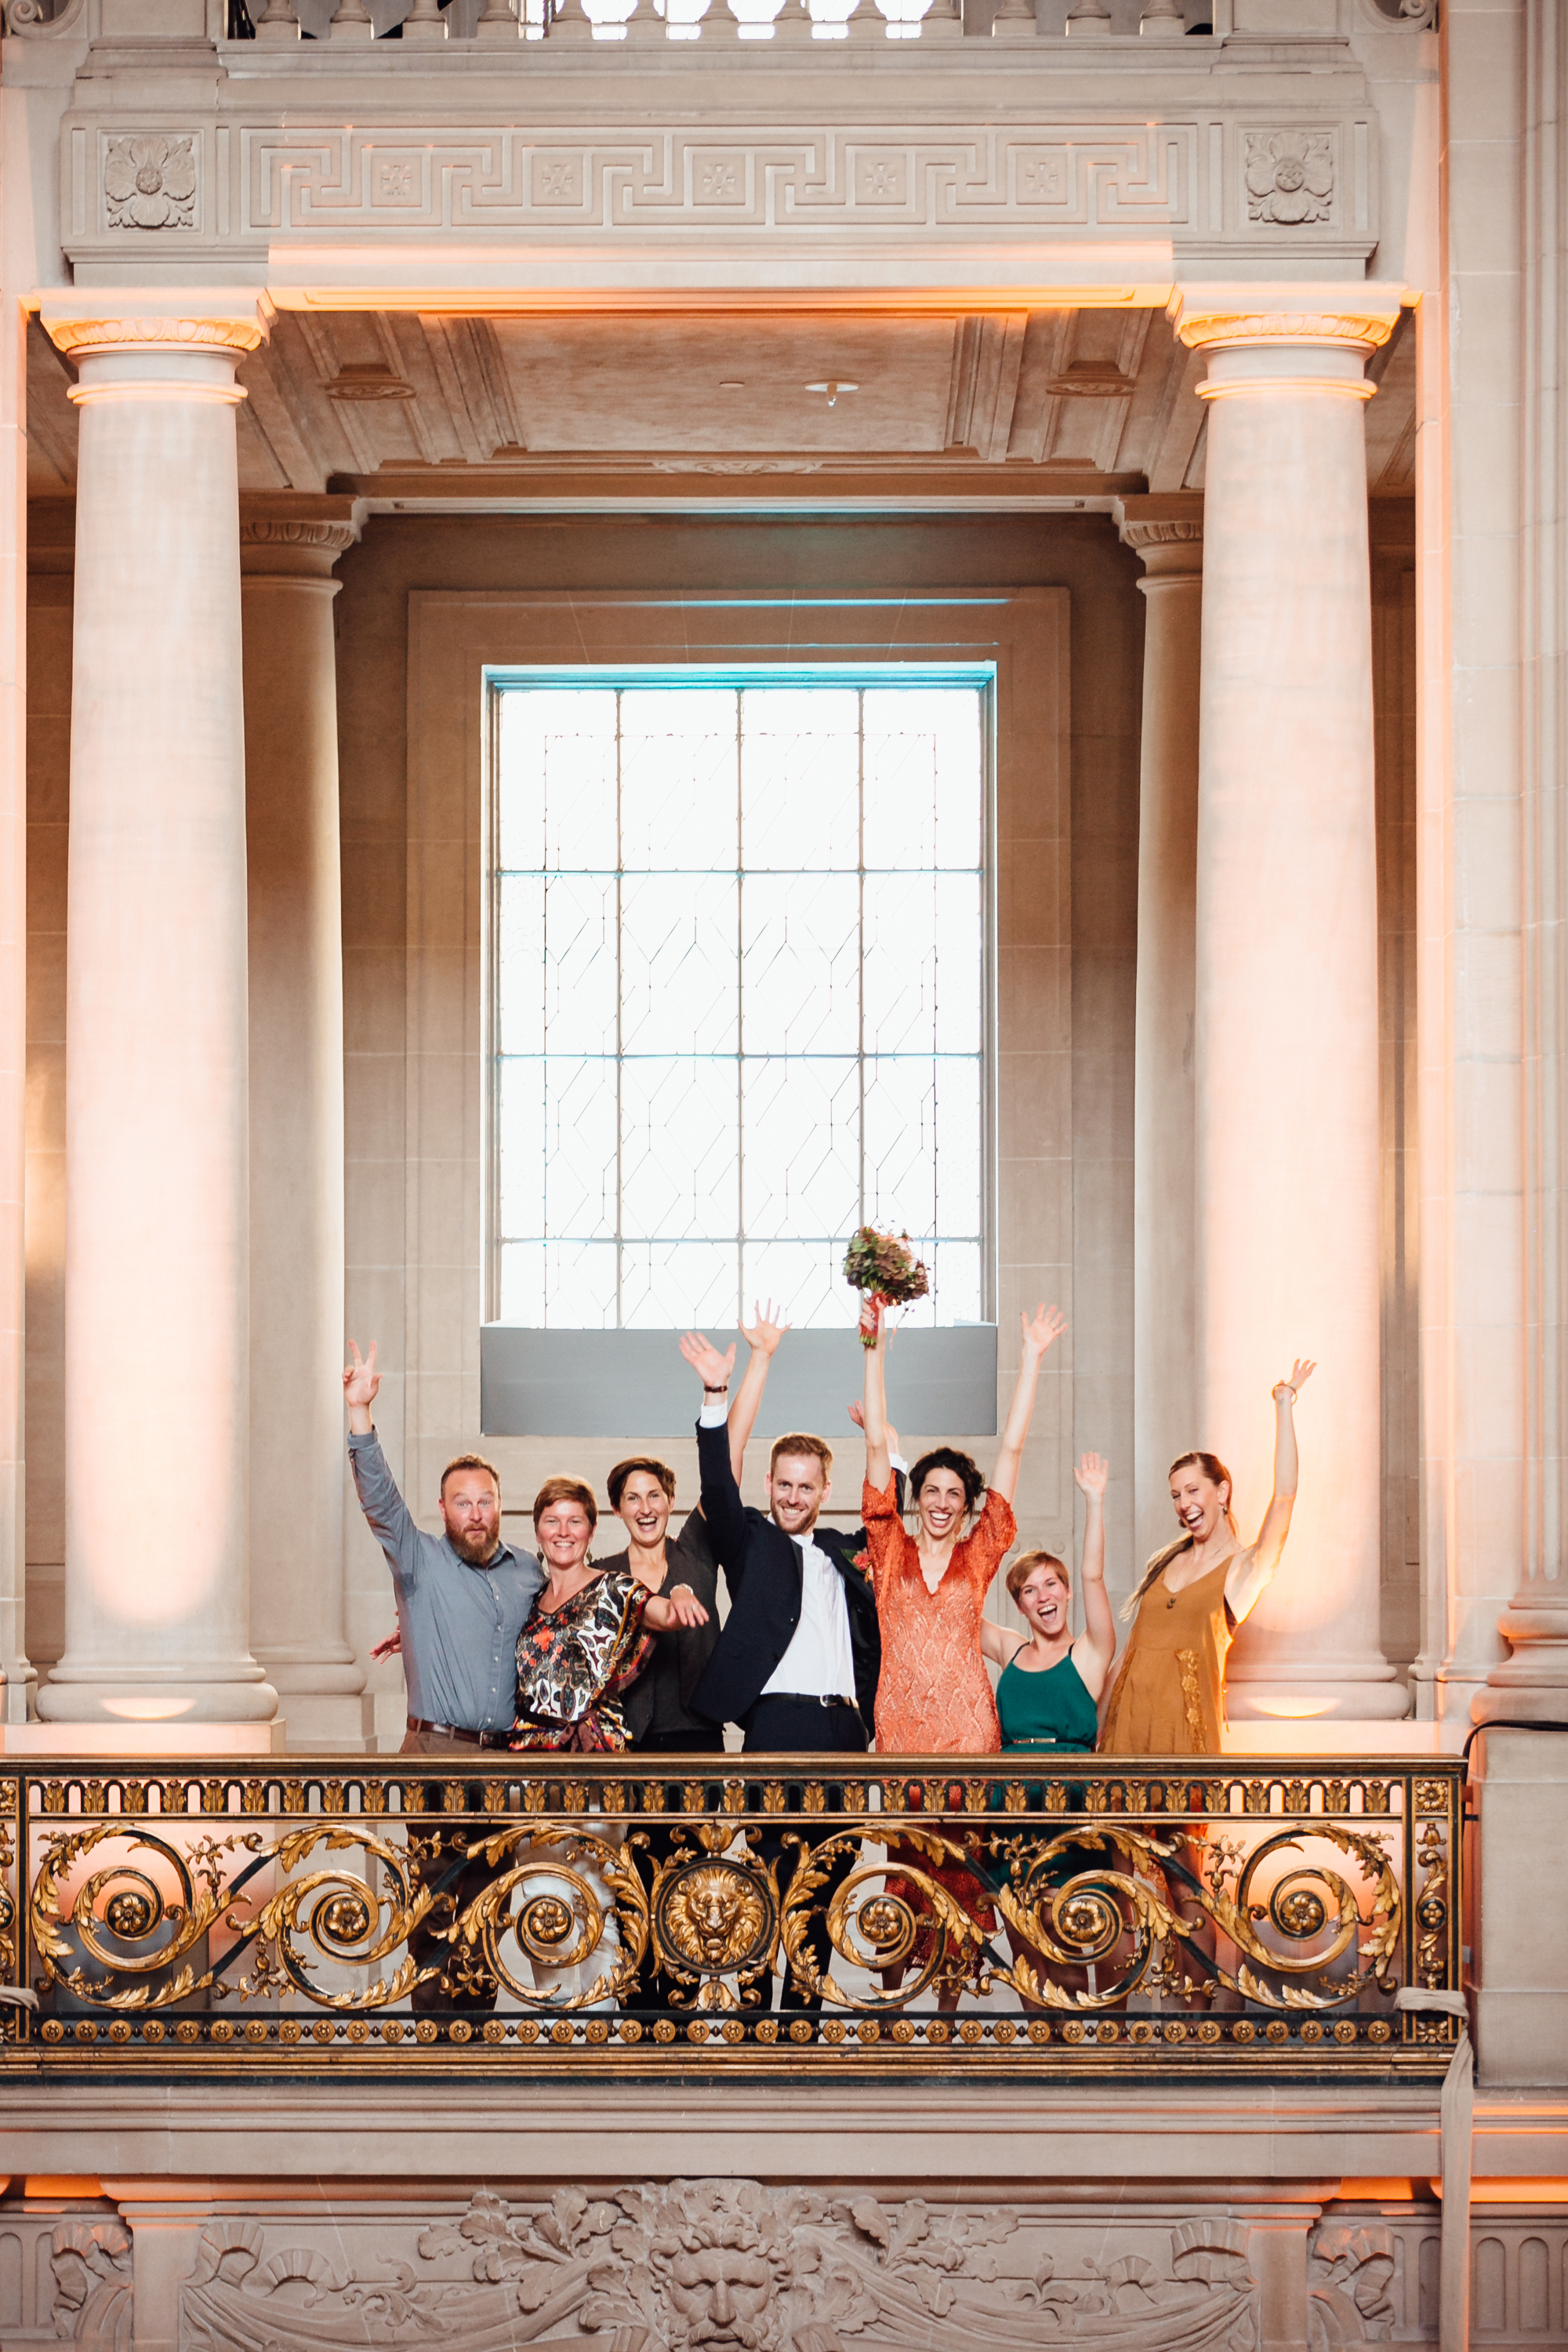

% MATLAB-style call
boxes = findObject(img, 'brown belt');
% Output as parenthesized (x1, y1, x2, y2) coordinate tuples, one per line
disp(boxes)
(406, 1715, 512, 1751)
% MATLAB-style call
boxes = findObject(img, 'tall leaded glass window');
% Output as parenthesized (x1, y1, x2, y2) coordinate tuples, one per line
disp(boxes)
(492, 671, 989, 1330)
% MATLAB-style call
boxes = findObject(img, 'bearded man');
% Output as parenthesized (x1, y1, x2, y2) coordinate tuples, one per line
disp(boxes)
(343, 1339, 541, 1755)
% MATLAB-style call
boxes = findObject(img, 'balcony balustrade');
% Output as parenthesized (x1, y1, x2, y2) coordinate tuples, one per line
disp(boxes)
(2, 1755, 1463, 2074)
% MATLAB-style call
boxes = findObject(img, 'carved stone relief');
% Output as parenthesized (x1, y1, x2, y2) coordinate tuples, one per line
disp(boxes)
(103, 136, 198, 231)
(177, 2188, 1264, 2352)
(1243, 132, 1334, 228)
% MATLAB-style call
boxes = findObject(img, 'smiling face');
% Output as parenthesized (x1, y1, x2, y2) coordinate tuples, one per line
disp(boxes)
(916, 1465, 969, 1544)
(617, 1468, 673, 1551)
(765, 1451, 829, 1537)
(535, 1498, 595, 1574)
(1169, 1460, 1230, 1544)
(1017, 1559, 1070, 1640)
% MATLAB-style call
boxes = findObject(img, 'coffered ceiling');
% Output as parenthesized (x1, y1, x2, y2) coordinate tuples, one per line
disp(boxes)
(24, 299, 1415, 506)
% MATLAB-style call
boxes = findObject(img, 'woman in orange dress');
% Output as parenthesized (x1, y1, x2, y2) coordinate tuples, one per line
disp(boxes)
(859, 1301, 1065, 2006)
(1098, 1360, 1315, 1754)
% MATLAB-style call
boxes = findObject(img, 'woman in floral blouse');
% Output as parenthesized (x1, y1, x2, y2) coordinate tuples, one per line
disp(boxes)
(512, 1477, 709, 1752)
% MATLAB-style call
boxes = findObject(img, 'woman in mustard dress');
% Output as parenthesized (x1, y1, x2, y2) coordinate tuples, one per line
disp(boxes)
(1098, 1361, 1315, 1755)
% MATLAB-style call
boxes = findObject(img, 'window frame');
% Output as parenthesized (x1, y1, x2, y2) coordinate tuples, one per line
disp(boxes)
(481, 659, 999, 1334)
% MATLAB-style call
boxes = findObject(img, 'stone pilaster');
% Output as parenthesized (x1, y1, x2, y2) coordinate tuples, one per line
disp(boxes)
(1171, 289, 1406, 1722)
(1479, 0, 1568, 1724)
(1113, 492, 1203, 1579)
(35, 297, 277, 1730)
(241, 497, 369, 1751)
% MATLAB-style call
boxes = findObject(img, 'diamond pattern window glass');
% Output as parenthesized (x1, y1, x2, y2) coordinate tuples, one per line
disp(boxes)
(493, 673, 988, 1330)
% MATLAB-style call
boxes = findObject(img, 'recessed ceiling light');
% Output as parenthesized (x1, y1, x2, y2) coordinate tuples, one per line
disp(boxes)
(719, 379, 746, 389)
(805, 379, 860, 407)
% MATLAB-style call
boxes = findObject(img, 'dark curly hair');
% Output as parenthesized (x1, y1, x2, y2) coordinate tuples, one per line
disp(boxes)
(909, 1446, 986, 1518)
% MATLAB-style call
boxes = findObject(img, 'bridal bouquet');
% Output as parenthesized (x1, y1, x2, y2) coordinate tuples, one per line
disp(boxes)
(843, 1225, 930, 1348)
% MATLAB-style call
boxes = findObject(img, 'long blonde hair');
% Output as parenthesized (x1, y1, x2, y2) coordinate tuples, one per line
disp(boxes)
(1120, 1450, 1239, 1622)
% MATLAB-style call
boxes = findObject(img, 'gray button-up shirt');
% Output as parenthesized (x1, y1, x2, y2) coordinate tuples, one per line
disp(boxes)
(349, 1429, 541, 1735)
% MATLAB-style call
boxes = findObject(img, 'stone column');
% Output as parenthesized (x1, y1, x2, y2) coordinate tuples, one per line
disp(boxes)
(0, 94, 34, 1721)
(241, 498, 369, 1751)
(1477, 0, 1568, 1725)
(1113, 493, 1203, 1578)
(36, 298, 277, 1730)
(1172, 289, 1406, 1722)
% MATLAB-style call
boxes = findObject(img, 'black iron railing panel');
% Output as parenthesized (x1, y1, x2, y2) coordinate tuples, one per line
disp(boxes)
(0, 1756, 1464, 2073)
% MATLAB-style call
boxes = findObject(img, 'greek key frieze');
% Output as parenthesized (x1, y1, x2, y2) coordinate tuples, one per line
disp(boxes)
(239, 123, 1203, 237)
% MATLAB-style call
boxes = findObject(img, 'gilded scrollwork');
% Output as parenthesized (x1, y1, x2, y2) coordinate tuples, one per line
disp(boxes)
(9, 1759, 1459, 2067)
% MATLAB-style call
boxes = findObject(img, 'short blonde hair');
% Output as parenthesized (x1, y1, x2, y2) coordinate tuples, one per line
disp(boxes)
(768, 1432, 833, 1478)
(531, 1475, 598, 1530)
(1006, 1548, 1069, 1607)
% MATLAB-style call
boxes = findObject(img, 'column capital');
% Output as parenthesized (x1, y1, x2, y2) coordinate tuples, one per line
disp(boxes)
(240, 494, 365, 582)
(1167, 285, 1405, 359)
(38, 291, 274, 364)
(1112, 493, 1203, 579)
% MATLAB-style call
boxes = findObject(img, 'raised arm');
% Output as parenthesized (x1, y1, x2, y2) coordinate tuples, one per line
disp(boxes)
(861, 1311, 893, 1493)
(1226, 1360, 1316, 1624)
(988, 1305, 1067, 1506)
(1070, 1452, 1117, 1692)
(681, 1330, 749, 1580)
(343, 1339, 419, 1577)
(728, 1300, 789, 1483)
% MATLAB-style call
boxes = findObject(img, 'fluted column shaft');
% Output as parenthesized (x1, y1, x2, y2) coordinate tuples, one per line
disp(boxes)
(1116, 494, 1203, 1577)
(0, 107, 31, 1722)
(1174, 290, 1405, 1722)
(1480, 0, 1568, 1722)
(241, 503, 368, 1751)
(38, 299, 276, 1727)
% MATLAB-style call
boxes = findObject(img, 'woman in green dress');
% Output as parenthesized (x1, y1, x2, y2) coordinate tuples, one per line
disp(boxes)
(977, 1452, 1117, 2003)
(978, 1450, 1116, 1750)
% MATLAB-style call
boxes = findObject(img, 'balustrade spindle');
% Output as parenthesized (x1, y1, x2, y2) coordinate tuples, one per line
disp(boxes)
(1063, 0, 1111, 24)
(990, 0, 1034, 37)
(476, 0, 522, 38)
(1139, 0, 1184, 31)
(548, 0, 596, 38)
(252, 0, 301, 41)
(918, 0, 962, 42)
(326, 0, 376, 38)
(399, 0, 447, 38)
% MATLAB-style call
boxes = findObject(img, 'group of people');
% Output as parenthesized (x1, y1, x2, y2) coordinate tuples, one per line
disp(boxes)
(345, 1316, 1312, 2011)
(345, 1308, 1315, 1769)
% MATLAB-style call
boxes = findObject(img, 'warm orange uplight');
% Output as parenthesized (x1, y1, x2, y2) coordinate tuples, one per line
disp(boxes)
(1338, 2180, 1420, 2201)
(1244, 1696, 1340, 1719)
(101, 1697, 197, 1721)
(24, 2178, 104, 2199)
(1432, 2178, 1568, 2203)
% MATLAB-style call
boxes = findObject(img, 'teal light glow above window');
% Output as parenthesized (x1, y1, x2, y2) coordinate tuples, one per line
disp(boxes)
(492, 667, 989, 1331)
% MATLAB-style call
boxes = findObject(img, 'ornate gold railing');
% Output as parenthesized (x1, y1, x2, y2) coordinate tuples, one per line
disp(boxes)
(0, 1755, 1464, 2073)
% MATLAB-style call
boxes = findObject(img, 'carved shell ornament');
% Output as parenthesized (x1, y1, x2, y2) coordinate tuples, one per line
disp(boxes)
(104, 136, 196, 232)
(1243, 132, 1334, 228)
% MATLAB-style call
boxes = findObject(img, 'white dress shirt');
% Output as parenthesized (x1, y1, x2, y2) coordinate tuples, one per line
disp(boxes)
(764, 1530, 857, 1700)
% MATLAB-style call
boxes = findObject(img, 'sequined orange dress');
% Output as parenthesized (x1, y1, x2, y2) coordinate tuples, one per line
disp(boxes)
(861, 1475, 1015, 1752)
(862, 1475, 1015, 1958)
(1097, 1553, 1233, 1755)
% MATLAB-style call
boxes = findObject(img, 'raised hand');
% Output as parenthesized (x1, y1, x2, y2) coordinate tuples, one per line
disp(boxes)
(1073, 1450, 1109, 1501)
(680, 1330, 738, 1390)
(343, 1339, 380, 1409)
(369, 1627, 402, 1662)
(1275, 1358, 1316, 1401)
(739, 1299, 791, 1357)
(1019, 1304, 1068, 1359)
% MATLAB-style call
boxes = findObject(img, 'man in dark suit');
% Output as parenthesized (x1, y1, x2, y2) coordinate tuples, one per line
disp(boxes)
(679, 1330, 906, 2009)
